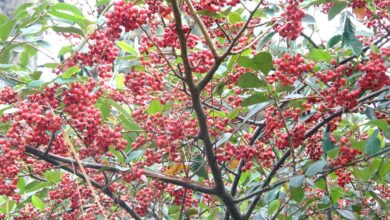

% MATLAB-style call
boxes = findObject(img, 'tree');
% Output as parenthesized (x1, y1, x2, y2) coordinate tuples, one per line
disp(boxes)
(0, 0, 389, 219)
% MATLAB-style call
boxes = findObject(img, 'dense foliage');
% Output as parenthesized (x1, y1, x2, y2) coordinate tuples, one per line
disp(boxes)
(0, 0, 389, 219)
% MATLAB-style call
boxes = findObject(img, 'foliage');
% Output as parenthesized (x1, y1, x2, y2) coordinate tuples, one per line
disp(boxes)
(0, 0, 389, 219)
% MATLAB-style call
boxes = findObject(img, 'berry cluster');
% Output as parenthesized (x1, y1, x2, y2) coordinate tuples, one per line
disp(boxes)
(267, 54, 314, 85)
(134, 188, 154, 216)
(273, 0, 305, 40)
(0, 86, 18, 104)
(358, 50, 389, 91)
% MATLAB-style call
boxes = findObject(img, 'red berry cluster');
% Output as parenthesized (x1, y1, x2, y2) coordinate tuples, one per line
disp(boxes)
(193, 0, 240, 12)
(216, 141, 275, 171)
(155, 23, 199, 49)
(134, 187, 154, 216)
(63, 81, 127, 157)
(122, 167, 145, 183)
(124, 69, 164, 99)
(267, 54, 314, 85)
(332, 138, 361, 187)
(274, 124, 306, 150)
(166, 186, 197, 209)
(0, 86, 18, 104)
(189, 50, 215, 73)
(146, 0, 172, 17)
(358, 50, 389, 91)
(314, 65, 362, 109)
(105, 1, 148, 34)
(273, 0, 305, 40)
(306, 134, 323, 161)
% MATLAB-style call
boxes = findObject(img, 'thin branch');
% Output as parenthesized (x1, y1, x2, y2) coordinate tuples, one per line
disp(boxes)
(184, 0, 219, 59)
(25, 146, 216, 195)
(25, 146, 142, 220)
(198, 0, 264, 91)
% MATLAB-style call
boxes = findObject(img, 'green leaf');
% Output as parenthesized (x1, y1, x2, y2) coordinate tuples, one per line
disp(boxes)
(237, 72, 266, 88)
(242, 93, 268, 107)
(237, 56, 253, 69)
(196, 10, 222, 19)
(31, 195, 45, 212)
(243, 101, 271, 123)
(49, 3, 89, 30)
(17, 177, 26, 193)
(268, 200, 280, 215)
(109, 146, 125, 163)
(302, 15, 316, 24)
(51, 26, 85, 37)
(20, 24, 43, 35)
(336, 209, 356, 220)
(322, 132, 336, 153)
(215, 133, 232, 148)
(116, 73, 125, 91)
(19, 45, 37, 67)
(190, 155, 209, 179)
(126, 150, 143, 163)
(104, 98, 141, 131)
(328, 35, 342, 48)
(252, 52, 273, 74)
(289, 175, 305, 188)
(328, 2, 348, 20)
(290, 186, 304, 202)
(117, 41, 138, 55)
(228, 12, 242, 25)
(257, 32, 275, 49)
(0, 19, 16, 42)
(98, 100, 111, 121)
(365, 130, 381, 156)
(307, 49, 331, 63)
(62, 66, 80, 79)
(341, 15, 363, 55)
(306, 160, 328, 177)
(330, 187, 344, 202)
(147, 100, 164, 115)
(97, 0, 110, 7)
(44, 171, 62, 183)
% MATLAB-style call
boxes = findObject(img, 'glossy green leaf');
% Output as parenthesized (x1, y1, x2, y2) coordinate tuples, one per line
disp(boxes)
(289, 175, 305, 188)
(62, 66, 80, 79)
(328, 35, 342, 48)
(237, 72, 266, 88)
(290, 186, 304, 202)
(242, 93, 268, 107)
(328, 2, 348, 20)
(307, 49, 331, 63)
(31, 195, 45, 211)
(228, 12, 242, 25)
(322, 132, 336, 153)
(365, 130, 381, 156)
(117, 41, 138, 55)
(336, 209, 355, 220)
(252, 52, 273, 74)
(44, 171, 62, 183)
(51, 26, 85, 37)
(147, 100, 164, 115)
(268, 200, 280, 215)
(126, 150, 144, 163)
(306, 160, 327, 177)
(0, 19, 16, 42)
(116, 73, 125, 91)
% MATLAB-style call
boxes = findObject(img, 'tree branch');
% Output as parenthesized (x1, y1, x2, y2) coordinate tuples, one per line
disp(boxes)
(170, 1, 242, 218)
(242, 86, 389, 219)
(25, 146, 216, 195)
(198, 0, 264, 91)
(184, 0, 219, 59)
(25, 146, 142, 220)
